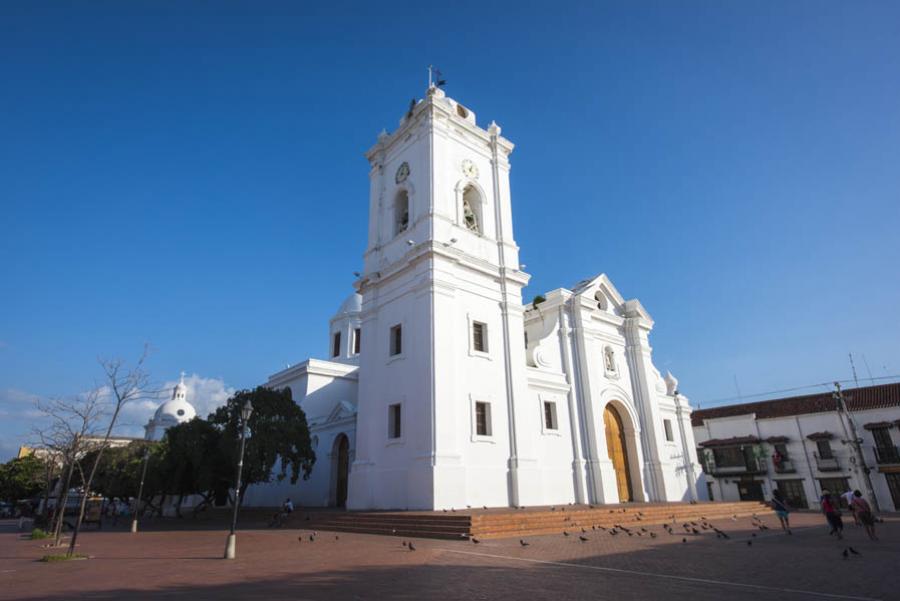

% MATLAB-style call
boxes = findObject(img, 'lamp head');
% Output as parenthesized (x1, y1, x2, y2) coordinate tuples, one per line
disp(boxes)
(241, 399, 253, 423)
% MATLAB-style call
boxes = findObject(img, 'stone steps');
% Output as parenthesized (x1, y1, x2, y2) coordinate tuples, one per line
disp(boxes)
(287, 501, 772, 541)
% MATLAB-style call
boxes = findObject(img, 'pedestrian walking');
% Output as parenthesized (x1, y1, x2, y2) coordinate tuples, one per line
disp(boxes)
(770, 489, 792, 534)
(842, 489, 860, 526)
(820, 490, 843, 539)
(850, 490, 878, 541)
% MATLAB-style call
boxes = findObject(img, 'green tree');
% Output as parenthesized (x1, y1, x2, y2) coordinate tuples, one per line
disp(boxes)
(210, 386, 315, 503)
(157, 418, 228, 515)
(0, 454, 47, 502)
(77, 442, 157, 500)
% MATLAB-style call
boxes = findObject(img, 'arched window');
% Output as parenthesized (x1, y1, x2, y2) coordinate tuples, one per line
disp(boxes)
(462, 185, 481, 234)
(394, 189, 409, 236)
(604, 346, 617, 374)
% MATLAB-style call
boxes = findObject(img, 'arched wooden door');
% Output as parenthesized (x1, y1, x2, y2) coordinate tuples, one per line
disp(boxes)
(335, 435, 349, 508)
(603, 404, 634, 502)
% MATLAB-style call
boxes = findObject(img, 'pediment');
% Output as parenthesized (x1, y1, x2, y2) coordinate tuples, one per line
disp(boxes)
(325, 400, 357, 424)
(572, 273, 627, 315)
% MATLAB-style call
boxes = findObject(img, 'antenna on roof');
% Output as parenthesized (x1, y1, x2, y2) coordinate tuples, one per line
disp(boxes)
(861, 354, 876, 385)
(848, 352, 860, 388)
(733, 375, 743, 403)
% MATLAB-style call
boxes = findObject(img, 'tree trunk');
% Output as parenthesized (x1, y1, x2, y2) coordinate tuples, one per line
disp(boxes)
(53, 460, 76, 547)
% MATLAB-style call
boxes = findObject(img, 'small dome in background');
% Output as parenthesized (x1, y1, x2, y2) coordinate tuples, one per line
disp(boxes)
(334, 292, 362, 317)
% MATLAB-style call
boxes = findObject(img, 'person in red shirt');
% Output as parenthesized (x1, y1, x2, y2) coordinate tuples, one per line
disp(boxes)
(820, 490, 844, 539)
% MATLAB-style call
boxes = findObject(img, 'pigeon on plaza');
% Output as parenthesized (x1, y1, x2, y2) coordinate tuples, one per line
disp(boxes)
(691, 528, 700, 535)
(751, 533, 756, 538)
(842, 549, 849, 559)
(579, 535, 589, 542)
(297, 536, 302, 543)
(582, 528, 587, 534)
(409, 542, 416, 551)
(335, 535, 339, 540)
(747, 540, 752, 546)
(650, 532, 657, 539)
(402, 541, 407, 547)
(848, 547, 861, 556)
(563, 531, 570, 537)
(309, 535, 315, 542)
(520, 539, 530, 547)
(472, 538, 480, 544)
(682, 538, 687, 543)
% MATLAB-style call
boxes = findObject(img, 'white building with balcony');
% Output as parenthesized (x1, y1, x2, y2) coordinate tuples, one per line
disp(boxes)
(243, 85, 703, 510)
(692, 382, 900, 512)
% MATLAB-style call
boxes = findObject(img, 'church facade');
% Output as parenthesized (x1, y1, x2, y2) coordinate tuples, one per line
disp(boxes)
(243, 86, 703, 510)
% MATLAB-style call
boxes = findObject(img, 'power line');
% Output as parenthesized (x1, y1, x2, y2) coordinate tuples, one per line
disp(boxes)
(699, 374, 900, 407)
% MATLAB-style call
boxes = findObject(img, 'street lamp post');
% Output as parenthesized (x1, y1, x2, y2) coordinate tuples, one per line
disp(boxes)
(131, 446, 151, 533)
(224, 399, 253, 559)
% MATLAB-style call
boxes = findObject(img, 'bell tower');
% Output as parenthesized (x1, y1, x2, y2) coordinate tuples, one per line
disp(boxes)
(348, 85, 538, 510)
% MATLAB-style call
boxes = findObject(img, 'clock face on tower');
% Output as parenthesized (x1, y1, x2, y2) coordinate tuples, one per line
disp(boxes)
(461, 159, 478, 179)
(395, 162, 410, 184)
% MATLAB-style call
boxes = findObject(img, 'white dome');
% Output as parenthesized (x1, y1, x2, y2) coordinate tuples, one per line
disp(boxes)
(152, 398, 196, 427)
(334, 292, 362, 317)
(146, 373, 197, 439)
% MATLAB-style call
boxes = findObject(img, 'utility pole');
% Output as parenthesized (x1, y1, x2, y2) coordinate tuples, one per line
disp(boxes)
(833, 382, 879, 512)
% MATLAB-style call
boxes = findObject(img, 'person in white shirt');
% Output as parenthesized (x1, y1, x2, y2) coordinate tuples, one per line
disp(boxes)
(842, 489, 860, 525)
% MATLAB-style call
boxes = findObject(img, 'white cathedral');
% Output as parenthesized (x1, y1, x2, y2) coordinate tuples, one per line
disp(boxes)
(243, 85, 703, 511)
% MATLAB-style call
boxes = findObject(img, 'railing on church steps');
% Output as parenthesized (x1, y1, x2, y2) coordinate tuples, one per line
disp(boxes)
(813, 452, 841, 472)
(874, 446, 900, 465)
(772, 458, 796, 473)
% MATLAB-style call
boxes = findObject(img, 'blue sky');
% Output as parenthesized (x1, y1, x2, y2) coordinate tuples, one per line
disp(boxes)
(1, 2, 899, 460)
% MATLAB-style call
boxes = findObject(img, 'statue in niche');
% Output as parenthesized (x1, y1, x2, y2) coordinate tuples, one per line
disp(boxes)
(605, 347, 616, 373)
(463, 198, 479, 233)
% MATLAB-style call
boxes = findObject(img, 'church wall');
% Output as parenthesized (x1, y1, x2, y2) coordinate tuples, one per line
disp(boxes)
(351, 262, 437, 510)
(433, 261, 515, 509)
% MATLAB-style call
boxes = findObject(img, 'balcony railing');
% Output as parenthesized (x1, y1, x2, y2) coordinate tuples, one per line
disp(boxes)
(772, 458, 796, 473)
(874, 446, 900, 465)
(708, 457, 767, 476)
(814, 453, 840, 472)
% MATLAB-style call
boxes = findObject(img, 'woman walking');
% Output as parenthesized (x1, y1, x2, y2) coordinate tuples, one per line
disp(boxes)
(850, 490, 878, 541)
(771, 489, 792, 534)
(820, 489, 844, 539)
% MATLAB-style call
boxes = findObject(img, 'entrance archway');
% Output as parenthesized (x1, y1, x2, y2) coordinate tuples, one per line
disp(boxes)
(603, 404, 634, 502)
(333, 434, 350, 508)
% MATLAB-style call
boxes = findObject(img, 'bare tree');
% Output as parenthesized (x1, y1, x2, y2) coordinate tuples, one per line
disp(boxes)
(32, 388, 105, 546)
(66, 348, 152, 557)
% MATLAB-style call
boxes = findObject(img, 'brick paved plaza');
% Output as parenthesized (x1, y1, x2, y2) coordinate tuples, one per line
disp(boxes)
(1, 512, 897, 600)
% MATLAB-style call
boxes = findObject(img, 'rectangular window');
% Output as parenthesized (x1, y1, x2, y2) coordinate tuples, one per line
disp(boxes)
(332, 332, 341, 358)
(389, 324, 402, 356)
(713, 446, 745, 468)
(775, 479, 808, 509)
(353, 328, 361, 355)
(472, 321, 487, 353)
(663, 419, 674, 442)
(816, 440, 833, 459)
(543, 401, 558, 431)
(871, 427, 892, 450)
(388, 404, 402, 439)
(475, 402, 492, 436)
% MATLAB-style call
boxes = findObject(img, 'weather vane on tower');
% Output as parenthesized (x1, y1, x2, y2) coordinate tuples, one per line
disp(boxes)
(428, 65, 447, 89)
